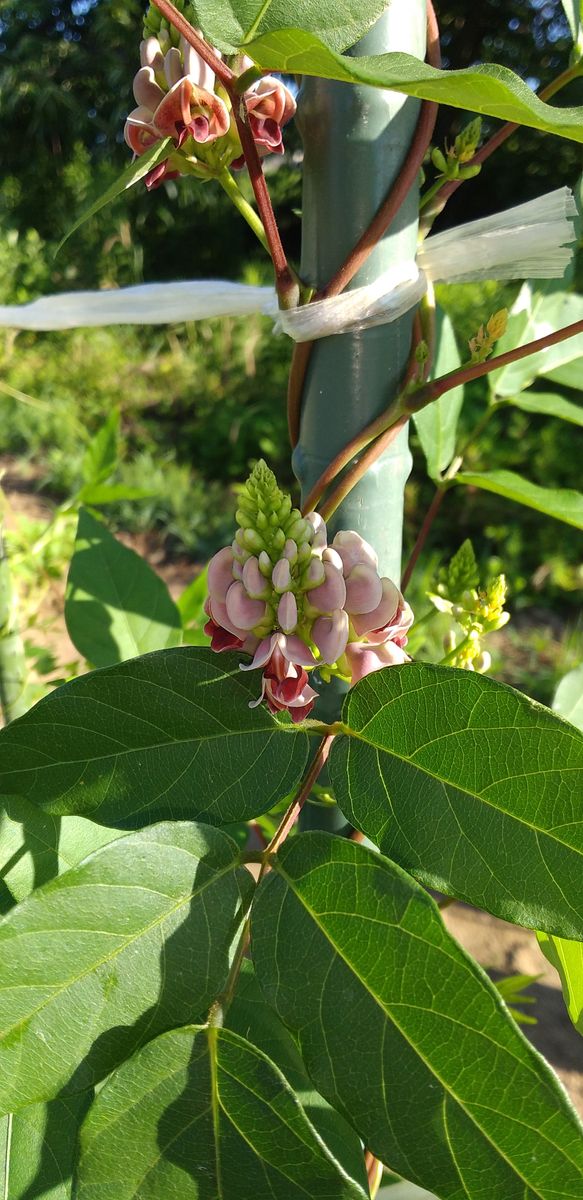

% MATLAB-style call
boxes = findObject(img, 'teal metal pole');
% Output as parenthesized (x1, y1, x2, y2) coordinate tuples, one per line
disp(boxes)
(293, 1, 426, 827)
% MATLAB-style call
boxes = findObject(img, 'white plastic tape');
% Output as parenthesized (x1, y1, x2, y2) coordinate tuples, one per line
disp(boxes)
(0, 188, 576, 336)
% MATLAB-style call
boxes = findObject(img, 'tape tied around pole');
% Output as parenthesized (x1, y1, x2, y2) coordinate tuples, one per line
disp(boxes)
(0, 188, 577, 335)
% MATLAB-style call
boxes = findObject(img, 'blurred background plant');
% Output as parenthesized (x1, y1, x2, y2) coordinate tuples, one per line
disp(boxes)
(0, 0, 581, 708)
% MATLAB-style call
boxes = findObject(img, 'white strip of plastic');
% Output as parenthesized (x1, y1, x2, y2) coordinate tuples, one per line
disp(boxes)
(0, 280, 277, 331)
(0, 188, 576, 336)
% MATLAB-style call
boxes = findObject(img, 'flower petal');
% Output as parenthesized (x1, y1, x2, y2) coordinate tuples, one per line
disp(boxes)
(278, 592, 298, 634)
(345, 563, 383, 616)
(350, 577, 402, 637)
(225, 581, 268, 631)
(332, 530, 378, 575)
(306, 562, 346, 614)
(208, 545, 236, 605)
(312, 610, 349, 664)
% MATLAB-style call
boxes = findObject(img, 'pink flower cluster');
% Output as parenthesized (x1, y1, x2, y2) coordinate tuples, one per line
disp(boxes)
(205, 513, 412, 723)
(124, 37, 296, 189)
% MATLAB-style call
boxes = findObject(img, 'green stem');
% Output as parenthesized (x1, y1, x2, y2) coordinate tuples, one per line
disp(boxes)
(439, 632, 472, 666)
(217, 171, 269, 254)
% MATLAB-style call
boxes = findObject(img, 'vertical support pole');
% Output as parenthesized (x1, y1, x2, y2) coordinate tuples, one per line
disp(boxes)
(292, 1, 426, 827)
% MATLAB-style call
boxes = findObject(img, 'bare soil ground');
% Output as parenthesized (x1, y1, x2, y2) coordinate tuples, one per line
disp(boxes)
(2, 463, 582, 1118)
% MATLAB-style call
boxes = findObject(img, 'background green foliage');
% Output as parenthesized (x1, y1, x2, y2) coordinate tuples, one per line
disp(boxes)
(0, 0, 581, 693)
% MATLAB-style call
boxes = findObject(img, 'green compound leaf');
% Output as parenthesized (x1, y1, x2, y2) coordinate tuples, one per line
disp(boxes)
(247, 29, 583, 142)
(504, 390, 583, 426)
(251, 833, 583, 1200)
(75, 1024, 366, 1199)
(330, 663, 583, 938)
(453, 469, 583, 529)
(413, 309, 465, 479)
(182, 0, 386, 55)
(0, 821, 253, 1115)
(65, 510, 182, 668)
(226, 961, 369, 1194)
(57, 139, 172, 251)
(0, 648, 309, 828)
(537, 931, 583, 1037)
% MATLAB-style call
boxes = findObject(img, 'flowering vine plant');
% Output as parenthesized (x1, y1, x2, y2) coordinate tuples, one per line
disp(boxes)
(0, 1, 583, 1198)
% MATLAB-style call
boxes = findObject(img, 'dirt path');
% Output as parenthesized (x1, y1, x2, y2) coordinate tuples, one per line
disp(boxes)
(2, 467, 582, 1118)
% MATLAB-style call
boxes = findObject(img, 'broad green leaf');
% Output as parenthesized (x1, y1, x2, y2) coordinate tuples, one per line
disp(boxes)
(543, 359, 583, 390)
(453, 469, 583, 529)
(4, 1092, 93, 1200)
(330, 662, 583, 937)
(226, 961, 369, 1193)
(490, 286, 583, 396)
(505, 390, 583, 425)
(81, 411, 119, 488)
(57, 139, 172, 251)
(0, 648, 309, 828)
(65, 510, 182, 667)
(247, 29, 583, 142)
(553, 663, 583, 730)
(413, 310, 464, 478)
(537, 932, 583, 1036)
(75, 1024, 366, 1199)
(183, 0, 386, 55)
(251, 833, 583, 1200)
(0, 794, 120, 912)
(0, 821, 253, 1114)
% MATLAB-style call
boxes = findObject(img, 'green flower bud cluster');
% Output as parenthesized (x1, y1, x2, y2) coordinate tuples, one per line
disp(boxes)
(143, 0, 186, 46)
(228, 461, 332, 645)
(431, 118, 483, 184)
(429, 540, 510, 673)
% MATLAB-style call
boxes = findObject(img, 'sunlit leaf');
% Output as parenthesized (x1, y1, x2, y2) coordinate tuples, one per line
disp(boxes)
(330, 662, 583, 937)
(247, 29, 583, 141)
(0, 649, 309, 828)
(453, 469, 583, 528)
(252, 833, 583, 1199)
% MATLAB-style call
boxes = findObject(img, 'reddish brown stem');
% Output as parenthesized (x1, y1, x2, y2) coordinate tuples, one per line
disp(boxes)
(319, 415, 410, 522)
(265, 735, 335, 856)
(407, 319, 583, 412)
(151, 0, 234, 85)
(287, 0, 442, 447)
(401, 486, 445, 592)
(232, 108, 296, 304)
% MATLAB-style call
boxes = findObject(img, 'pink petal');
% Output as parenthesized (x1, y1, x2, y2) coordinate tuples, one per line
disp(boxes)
(302, 558, 325, 589)
(278, 592, 298, 634)
(164, 46, 183, 89)
(345, 564, 383, 616)
(242, 556, 270, 599)
(345, 640, 409, 685)
(124, 108, 159, 154)
(279, 635, 316, 668)
(153, 78, 192, 138)
(208, 546, 236, 605)
(181, 35, 215, 91)
(332, 530, 378, 575)
(272, 558, 292, 592)
(351, 577, 402, 637)
(312, 610, 349, 665)
(133, 67, 165, 111)
(305, 511, 327, 552)
(239, 634, 278, 672)
(208, 596, 249, 642)
(140, 37, 165, 72)
(225, 581, 267, 631)
(306, 562, 346, 614)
